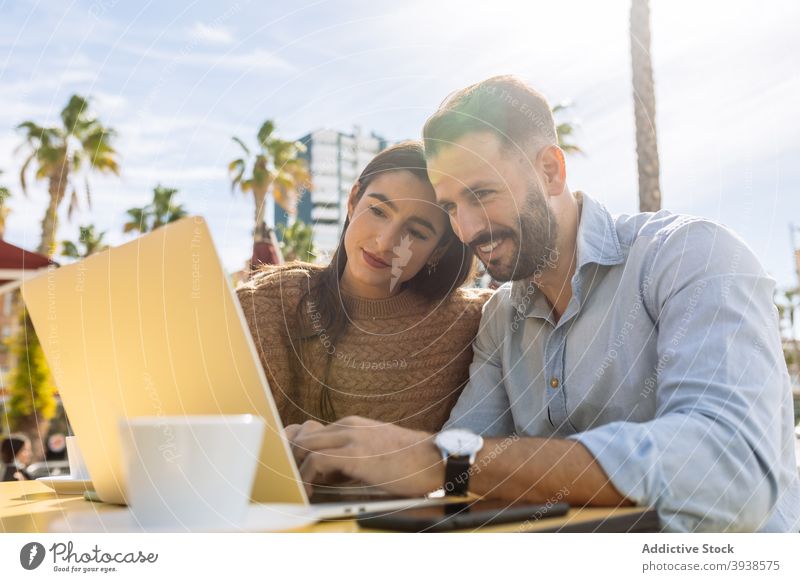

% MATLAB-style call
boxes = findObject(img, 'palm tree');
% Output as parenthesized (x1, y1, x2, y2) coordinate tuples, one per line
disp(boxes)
(0, 170, 11, 240)
(552, 103, 583, 156)
(17, 94, 120, 256)
(229, 120, 311, 243)
(61, 224, 109, 259)
(630, 0, 662, 212)
(123, 185, 188, 234)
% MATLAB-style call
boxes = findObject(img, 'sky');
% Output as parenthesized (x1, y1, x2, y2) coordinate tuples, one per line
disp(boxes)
(1, 0, 799, 289)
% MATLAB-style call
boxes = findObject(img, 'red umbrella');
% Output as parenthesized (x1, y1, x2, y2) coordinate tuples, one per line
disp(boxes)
(0, 239, 58, 289)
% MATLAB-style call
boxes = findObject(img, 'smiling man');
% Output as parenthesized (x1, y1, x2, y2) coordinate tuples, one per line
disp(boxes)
(289, 76, 800, 532)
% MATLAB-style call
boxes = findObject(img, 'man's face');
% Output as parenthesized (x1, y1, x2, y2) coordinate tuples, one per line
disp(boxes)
(427, 132, 558, 282)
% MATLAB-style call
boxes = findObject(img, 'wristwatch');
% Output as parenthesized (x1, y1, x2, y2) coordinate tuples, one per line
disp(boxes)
(434, 429, 484, 496)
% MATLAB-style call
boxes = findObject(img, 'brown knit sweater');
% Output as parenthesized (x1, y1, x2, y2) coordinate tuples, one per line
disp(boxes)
(236, 264, 493, 432)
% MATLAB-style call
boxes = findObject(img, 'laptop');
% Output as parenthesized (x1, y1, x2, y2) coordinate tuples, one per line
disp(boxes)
(21, 216, 442, 519)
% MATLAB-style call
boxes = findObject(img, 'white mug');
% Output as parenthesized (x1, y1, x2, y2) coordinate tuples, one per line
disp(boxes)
(65, 436, 90, 480)
(118, 415, 264, 528)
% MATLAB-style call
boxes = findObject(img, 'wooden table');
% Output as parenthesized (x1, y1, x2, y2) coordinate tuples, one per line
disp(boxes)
(0, 481, 659, 533)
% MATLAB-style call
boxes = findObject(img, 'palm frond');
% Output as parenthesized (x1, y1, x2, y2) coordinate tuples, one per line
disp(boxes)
(67, 187, 79, 219)
(228, 158, 245, 173)
(273, 182, 290, 212)
(257, 120, 275, 148)
(61, 94, 91, 134)
(71, 150, 83, 172)
(82, 126, 118, 154)
(231, 136, 250, 156)
(61, 240, 80, 259)
(552, 102, 584, 156)
(84, 176, 92, 210)
(62, 224, 109, 258)
(19, 153, 35, 196)
(228, 158, 246, 193)
(16, 121, 49, 143)
(560, 144, 583, 155)
(168, 206, 188, 223)
(35, 165, 50, 181)
(123, 207, 149, 233)
(96, 156, 120, 175)
(239, 179, 253, 193)
(556, 122, 575, 137)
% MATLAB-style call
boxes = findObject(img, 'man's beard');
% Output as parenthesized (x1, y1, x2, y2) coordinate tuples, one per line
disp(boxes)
(478, 183, 558, 282)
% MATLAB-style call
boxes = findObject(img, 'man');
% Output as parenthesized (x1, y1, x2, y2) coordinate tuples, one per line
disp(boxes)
(288, 76, 800, 532)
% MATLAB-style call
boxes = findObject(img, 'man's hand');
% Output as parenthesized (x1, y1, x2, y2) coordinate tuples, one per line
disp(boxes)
(287, 416, 443, 497)
(284, 420, 324, 447)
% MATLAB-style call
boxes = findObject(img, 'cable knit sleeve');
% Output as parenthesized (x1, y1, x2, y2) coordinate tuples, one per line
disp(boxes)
(235, 265, 316, 426)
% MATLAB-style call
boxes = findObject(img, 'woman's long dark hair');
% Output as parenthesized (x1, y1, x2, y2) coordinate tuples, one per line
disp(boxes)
(282, 140, 475, 422)
(1, 434, 29, 464)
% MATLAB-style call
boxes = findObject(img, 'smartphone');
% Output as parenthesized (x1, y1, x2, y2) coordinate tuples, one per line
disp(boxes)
(356, 500, 570, 532)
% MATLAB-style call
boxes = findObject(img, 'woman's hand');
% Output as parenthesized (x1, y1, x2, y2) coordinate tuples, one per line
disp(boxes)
(287, 416, 444, 497)
(284, 420, 325, 467)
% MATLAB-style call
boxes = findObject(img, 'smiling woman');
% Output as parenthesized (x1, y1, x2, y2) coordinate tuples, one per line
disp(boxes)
(341, 169, 450, 299)
(237, 141, 492, 431)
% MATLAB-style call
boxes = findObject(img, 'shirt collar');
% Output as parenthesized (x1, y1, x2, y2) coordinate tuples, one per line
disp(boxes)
(510, 191, 624, 316)
(573, 191, 624, 270)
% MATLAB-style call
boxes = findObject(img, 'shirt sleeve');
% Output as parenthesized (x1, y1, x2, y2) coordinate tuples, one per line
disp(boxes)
(444, 288, 516, 436)
(568, 219, 786, 532)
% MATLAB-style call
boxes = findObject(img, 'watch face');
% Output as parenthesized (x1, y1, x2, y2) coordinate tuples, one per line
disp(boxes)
(436, 429, 484, 457)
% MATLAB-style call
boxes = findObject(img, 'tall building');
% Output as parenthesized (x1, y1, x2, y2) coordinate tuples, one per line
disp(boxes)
(276, 126, 387, 261)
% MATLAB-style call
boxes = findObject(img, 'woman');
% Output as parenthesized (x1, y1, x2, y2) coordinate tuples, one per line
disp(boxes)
(1, 434, 32, 482)
(237, 141, 492, 432)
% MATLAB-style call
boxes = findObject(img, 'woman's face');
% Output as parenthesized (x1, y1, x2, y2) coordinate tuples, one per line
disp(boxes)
(17, 441, 32, 465)
(341, 170, 448, 298)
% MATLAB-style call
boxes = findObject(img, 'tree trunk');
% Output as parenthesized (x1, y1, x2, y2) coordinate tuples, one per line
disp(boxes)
(253, 186, 276, 244)
(38, 165, 68, 257)
(630, 0, 662, 212)
(253, 188, 267, 243)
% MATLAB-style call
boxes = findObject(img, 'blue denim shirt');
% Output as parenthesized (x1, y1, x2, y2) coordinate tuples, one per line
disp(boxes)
(445, 192, 800, 532)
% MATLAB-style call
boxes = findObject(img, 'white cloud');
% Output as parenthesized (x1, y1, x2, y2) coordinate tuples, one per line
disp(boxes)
(116, 42, 294, 73)
(93, 91, 129, 114)
(127, 166, 227, 182)
(215, 48, 293, 72)
(0, 69, 99, 106)
(190, 22, 235, 45)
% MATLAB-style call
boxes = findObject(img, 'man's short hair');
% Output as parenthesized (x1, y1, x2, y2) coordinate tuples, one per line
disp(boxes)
(423, 75, 557, 158)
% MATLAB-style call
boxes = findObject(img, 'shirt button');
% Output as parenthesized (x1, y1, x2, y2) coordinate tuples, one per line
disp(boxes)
(550, 377, 560, 389)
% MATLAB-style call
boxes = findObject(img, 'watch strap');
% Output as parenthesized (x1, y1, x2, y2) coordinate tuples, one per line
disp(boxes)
(443, 455, 472, 496)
